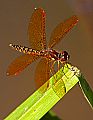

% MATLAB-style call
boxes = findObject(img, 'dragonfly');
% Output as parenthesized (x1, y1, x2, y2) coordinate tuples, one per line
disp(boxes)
(7, 8, 78, 90)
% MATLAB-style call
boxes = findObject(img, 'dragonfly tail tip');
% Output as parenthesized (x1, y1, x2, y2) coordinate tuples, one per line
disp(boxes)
(9, 43, 13, 47)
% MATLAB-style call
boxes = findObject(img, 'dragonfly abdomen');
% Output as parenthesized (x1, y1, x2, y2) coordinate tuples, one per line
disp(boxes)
(9, 44, 40, 55)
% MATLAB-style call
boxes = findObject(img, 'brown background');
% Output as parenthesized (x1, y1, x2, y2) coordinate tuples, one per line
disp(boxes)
(0, 0, 93, 120)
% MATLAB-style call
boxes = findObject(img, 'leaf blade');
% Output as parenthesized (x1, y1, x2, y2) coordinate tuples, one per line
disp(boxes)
(78, 75, 93, 109)
(5, 64, 80, 120)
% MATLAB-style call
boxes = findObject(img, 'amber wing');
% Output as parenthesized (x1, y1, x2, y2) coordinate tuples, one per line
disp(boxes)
(7, 8, 47, 76)
(35, 58, 50, 90)
(48, 15, 78, 48)
(7, 54, 39, 76)
(28, 8, 46, 50)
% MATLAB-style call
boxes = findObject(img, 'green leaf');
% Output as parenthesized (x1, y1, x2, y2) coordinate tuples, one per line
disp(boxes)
(78, 74, 93, 109)
(5, 64, 80, 120)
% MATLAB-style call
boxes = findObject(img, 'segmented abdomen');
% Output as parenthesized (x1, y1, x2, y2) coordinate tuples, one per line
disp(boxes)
(9, 43, 40, 55)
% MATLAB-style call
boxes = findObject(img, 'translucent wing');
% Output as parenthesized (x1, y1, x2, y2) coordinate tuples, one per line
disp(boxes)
(35, 58, 50, 90)
(6, 54, 39, 76)
(28, 8, 46, 50)
(48, 15, 78, 48)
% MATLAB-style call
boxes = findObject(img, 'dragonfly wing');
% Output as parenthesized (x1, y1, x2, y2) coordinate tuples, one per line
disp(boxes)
(28, 8, 46, 50)
(6, 54, 39, 76)
(35, 58, 50, 90)
(48, 15, 78, 48)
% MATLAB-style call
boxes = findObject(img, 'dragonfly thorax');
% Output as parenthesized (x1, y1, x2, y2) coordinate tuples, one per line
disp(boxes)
(41, 49, 69, 62)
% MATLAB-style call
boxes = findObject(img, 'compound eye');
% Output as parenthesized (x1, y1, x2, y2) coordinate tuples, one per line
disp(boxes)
(62, 51, 68, 55)
(61, 51, 69, 61)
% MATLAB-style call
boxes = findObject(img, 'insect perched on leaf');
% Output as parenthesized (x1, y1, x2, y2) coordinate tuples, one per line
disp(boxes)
(7, 8, 78, 90)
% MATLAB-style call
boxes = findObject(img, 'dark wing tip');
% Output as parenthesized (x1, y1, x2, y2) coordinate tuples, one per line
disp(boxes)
(6, 71, 19, 76)
(6, 72, 10, 76)
(34, 7, 46, 15)
(72, 15, 79, 24)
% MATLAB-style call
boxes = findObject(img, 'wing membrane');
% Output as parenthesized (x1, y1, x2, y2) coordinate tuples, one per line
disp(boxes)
(35, 58, 50, 90)
(28, 8, 46, 50)
(48, 15, 78, 48)
(7, 54, 39, 76)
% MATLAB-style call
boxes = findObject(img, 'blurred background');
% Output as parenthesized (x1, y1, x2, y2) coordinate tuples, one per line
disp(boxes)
(0, 0, 93, 119)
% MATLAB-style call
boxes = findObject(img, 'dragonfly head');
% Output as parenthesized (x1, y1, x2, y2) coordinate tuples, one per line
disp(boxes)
(60, 51, 70, 62)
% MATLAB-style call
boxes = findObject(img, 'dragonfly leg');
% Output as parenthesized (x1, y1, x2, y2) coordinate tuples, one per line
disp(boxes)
(49, 60, 66, 95)
(49, 60, 56, 76)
